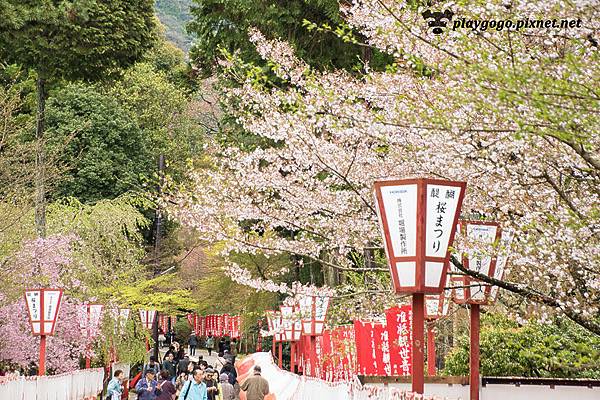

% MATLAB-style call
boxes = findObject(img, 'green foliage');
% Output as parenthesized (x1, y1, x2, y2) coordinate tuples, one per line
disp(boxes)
(187, 0, 391, 76)
(45, 83, 155, 202)
(0, 0, 157, 81)
(443, 313, 600, 378)
(46, 196, 151, 298)
(106, 274, 199, 314)
(97, 315, 148, 366)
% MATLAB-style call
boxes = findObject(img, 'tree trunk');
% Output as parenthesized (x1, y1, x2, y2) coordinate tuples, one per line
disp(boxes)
(35, 76, 47, 238)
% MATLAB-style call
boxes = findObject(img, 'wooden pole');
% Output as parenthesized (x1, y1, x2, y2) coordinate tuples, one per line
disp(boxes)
(427, 323, 436, 376)
(412, 294, 425, 394)
(470, 304, 481, 400)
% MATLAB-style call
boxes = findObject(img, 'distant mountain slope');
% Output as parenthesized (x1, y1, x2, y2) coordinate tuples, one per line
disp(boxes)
(155, 0, 194, 52)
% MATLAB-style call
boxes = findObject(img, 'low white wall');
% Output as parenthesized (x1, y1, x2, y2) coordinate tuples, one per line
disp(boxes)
(365, 382, 600, 400)
(0, 368, 104, 400)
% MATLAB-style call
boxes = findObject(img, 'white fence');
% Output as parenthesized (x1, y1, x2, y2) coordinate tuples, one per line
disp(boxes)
(364, 380, 600, 400)
(0, 368, 104, 400)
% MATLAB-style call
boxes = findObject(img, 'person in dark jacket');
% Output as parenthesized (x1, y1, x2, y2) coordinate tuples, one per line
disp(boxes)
(162, 353, 177, 381)
(135, 369, 159, 400)
(156, 370, 177, 400)
(218, 338, 226, 354)
(177, 356, 189, 376)
(188, 333, 199, 356)
(204, 368, 219, 400)
(219, 361, 237, 386)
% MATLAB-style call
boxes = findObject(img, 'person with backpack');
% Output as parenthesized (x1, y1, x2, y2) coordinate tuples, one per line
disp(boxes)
(135, 369, 159, 400)
(178, 368, 208, 400)
(217, 373, 235, 400)
(205, 335, 215, 356)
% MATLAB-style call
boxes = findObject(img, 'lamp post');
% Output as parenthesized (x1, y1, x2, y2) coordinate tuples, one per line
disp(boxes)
(139, 309, 157, 353)
(267, 311, 284, 368)
(298, 294, 330, 377)
(24, 288, 63, 376)
(424, 278, 451, 376)
(78, 303, 104, 368)
(281, 304, 301, 373)
(451, 221, 513, 400)
(374, 178, 466, 394)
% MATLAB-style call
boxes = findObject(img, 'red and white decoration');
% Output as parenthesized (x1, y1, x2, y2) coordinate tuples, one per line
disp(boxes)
(77, 304, 104, 337)
(139, 309, 157, 330)
(24, 288, 63, 336)
(187, 314, 242, 338)
(373, 178, 466, 294)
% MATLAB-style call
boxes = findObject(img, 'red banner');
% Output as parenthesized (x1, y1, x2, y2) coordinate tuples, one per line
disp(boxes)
(385, 305, 412, 376)
(353, 305, 412, 377)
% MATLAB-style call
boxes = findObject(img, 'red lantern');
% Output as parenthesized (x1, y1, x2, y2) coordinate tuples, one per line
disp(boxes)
(24, 288, 64, 375)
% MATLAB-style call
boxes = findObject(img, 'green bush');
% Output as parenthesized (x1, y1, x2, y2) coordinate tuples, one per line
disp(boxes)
(443, 313, 600, 378)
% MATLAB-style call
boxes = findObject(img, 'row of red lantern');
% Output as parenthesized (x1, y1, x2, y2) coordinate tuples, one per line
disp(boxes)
(187, 314, 242, 338)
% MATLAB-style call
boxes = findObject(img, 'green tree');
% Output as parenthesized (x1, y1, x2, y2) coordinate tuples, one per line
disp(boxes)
(0, 0, 157, 237)
(443, 313, 600, 378)
(187, 0, 390, 76)
(45, 84, 155, 202)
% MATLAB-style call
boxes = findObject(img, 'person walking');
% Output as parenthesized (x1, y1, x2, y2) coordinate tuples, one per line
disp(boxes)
(240, 366, 269, 400)
(178, 369, 208, 400)
(135, 369, 159, 400)
(157, 370, 177, 400)
(217, 373, 235, 400)
(205, 335, 215, 357)
(188, 333, 198, 356)
(106, 369, 124, 400)
(218, 338, 226, 354)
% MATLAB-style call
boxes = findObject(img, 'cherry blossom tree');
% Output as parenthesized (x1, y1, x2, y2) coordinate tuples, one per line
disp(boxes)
(172, 0, 599, 334)
(0, 235, 92, 372)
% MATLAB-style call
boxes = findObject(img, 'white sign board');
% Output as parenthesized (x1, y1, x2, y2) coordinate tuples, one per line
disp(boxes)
(425, 184, 463, 258)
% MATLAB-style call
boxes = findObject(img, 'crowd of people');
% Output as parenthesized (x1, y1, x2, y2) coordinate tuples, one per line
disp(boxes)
(105, 331, 269, 400)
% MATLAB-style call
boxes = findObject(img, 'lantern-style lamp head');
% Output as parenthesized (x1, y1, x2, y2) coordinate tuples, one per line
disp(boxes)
(139, 309, 157, 330)
(24, 288, 63, 336)
(452, 221, 504, 305)
(489, 229, 514, 302)
(425, 276, 452, 320)
(267, 311, 283, 342)
(374, 178, 466, 294)
(298, 295, 330, 336)
(280, 305, 301, 342)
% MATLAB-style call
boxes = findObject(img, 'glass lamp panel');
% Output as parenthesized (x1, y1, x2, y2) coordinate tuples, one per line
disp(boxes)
(425, 184, 463, 258)
(377, 184, 418, 258)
